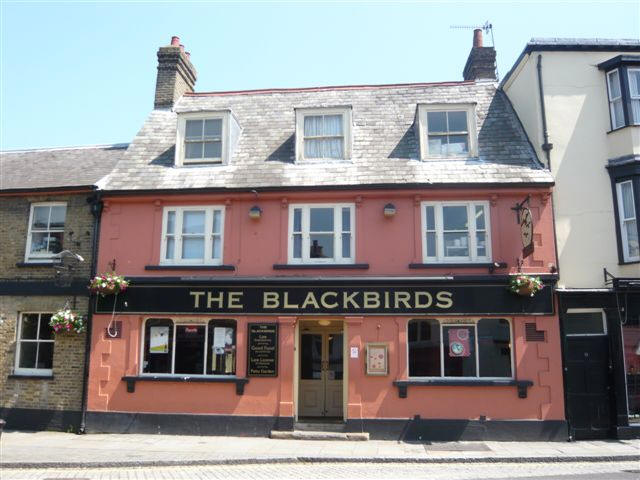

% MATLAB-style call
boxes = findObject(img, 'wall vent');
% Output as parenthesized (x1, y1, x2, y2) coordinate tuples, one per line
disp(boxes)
(525, 322, 545, 342)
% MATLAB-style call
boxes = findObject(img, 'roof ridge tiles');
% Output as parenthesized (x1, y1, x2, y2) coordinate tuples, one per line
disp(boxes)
(0, 143, 129, 154)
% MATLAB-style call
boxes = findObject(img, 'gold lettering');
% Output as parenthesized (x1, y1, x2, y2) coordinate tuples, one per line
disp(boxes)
(343, 291, 360, 309)
(394, 291, 411, 309)
(283, 292, 299, 309)
(228, 291, 243, 309)
(363, 291, 380, 309)
(301, 292, 320, 309)
(320, 292, 338, 309)
(263, 292, 280, 309)
(190, 291, 205, 308)
(414, 291, 433, 309)
(207, 291, 224, 309)
(384, 291, 390, 309)
(436, 291, 454, 309)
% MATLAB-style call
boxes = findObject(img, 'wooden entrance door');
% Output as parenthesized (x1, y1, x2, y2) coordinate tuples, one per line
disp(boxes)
(299, 329, 343, 418)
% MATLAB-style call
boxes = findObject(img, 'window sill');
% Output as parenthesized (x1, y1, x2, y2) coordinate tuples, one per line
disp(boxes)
(392, 378, 533, 399)
(8, 374, 54, 380)
(607, 124, 640, 134)
(145, 265, 236, 271)
(409, 262, 507, 273)
(16, 261, 59, 268)
(273, 263, 369, 270)
(122, 375, 249, 395)
(619, 260, 640, 265)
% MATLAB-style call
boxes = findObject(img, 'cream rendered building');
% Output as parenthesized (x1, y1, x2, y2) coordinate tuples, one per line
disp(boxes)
(503, 39, 640, 440)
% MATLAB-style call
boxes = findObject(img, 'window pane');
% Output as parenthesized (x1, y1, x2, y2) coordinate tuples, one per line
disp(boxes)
(203, 141, 222, 158)
(37, 342, 54, 370)
(408, 319, 441, 376)
(426, 232, 437, 257)
(185, 119, 203, 140)
(293, 208, 302, 232)
(612, 99, 625, 129)
(300, 334, 323, 379)
(49, 206, 66, 229)
(608, 70, 621, 99)
(165, 237, 175, 260)
(143, 319, 173, 374)
(212, 210, 222, 234)
(620, 182, 636, 219)
(444, 232, 469, 257)
(341, 233, 351, 258)
(185, 141, 203, 159)
(629, 70, 640, 97)
(174, 325, 205, 374)
(475, 205, 486, 230)
(203, 119, 222, 138)
(564, 311, 605, 335)
(448, 111, 467, 132)
(325, 138, 344, 159)
(18, 342, 37, 368)
(427, 112, 447, 133)
(341, 208, 351, 231)
(207, 320, 236, 375)
(310, 208, 334, 232)
(166, 211, 175, 234)
(304, 115, 323, 136)
(478, 319, 512, 377)
(476, 232, 487, 257)
(443, 206, 468, 230)
(212, 237, 222, 259)
(328, 333, 343, 380)
(182, 211, 205, 234)
(324, 115, 343, 135)
(182, 237, 204, 259)
(425, 206, 435, 230)
(446, 134, 469, 154)
(32, 206, 49, 229)
(624, 220, 639, 258)
(443, 326, 476, 377)
(20, 314, 39, 339)
(310, 234, 333, 258)
(428, 135, 444, 155)
(47, 232, 64, 254)
(631, 99, 640, 125)
(293, 233, 302, 258)
(29, 232, 49, 254)
(38, 315, 54, 340)
(304, 138, 323, 158)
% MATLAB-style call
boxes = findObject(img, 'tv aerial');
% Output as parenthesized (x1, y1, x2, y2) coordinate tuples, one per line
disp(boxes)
(450, 20, 495, 47)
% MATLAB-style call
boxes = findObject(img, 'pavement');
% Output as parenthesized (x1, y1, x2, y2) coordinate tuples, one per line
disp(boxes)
(0, 430, 638, 468)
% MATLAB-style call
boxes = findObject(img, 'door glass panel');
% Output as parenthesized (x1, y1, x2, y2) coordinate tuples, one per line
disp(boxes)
(565, 311, 606, 335)
(300, 334, 323, 380)
(327, 333, 343, 381)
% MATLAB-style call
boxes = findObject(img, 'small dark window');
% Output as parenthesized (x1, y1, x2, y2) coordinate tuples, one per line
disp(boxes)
(443, 325, 476, 377)
(143, 318, 173, 374)
(408, 319, 441, 376)
(478, 318, 512, 377)
(564, 310, 606, 336)
(207, 320, 236, 375)
(175, 325, 206, 374)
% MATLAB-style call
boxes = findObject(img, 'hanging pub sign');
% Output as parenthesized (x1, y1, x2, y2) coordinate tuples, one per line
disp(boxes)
(247, 323, 278, 377)
(520, 207, 534, 258)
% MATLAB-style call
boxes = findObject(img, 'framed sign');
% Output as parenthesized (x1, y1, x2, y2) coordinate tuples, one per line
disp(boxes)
(366, 343, 388, 375)
(520, 207, 534, 258)
(247, 323, 278, 377)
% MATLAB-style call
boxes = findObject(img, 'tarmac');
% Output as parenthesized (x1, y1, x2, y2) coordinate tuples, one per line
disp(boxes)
(0, 430, 638, 469)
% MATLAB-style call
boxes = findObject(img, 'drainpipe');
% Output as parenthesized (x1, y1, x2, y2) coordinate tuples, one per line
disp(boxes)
(536, 54, 553, 170)
(78, 193, 103, 434)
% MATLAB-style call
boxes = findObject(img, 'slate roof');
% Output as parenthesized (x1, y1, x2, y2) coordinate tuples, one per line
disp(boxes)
(0, 144, 128, 192)
(102, 81, 552, 192)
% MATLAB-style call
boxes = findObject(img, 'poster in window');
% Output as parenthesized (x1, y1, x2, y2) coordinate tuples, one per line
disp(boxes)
(366, 343, 388, 375)
(149, 326, 169, 354)
(213, 327, 227, 355)
(448, 328, 471, 357)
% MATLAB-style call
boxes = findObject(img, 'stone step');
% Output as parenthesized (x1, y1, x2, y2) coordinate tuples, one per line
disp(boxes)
(270, 430, 369, 441)
(295, 422, 346, 432)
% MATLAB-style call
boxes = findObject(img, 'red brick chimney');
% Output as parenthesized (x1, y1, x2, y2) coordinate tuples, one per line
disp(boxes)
(463, 29, 496, 81)
(154, 36, 197, 109)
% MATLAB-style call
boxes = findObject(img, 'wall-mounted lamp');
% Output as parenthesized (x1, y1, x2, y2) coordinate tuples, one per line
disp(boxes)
(383, 203, 397, 217)
(248, 205, 262, 220)
(318, 319, 331, 326)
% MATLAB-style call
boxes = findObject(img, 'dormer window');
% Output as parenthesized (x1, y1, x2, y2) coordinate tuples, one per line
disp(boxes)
(175, 111, 241, 166)
(295, 107, 352, 161)
(417, 104, 478, 159)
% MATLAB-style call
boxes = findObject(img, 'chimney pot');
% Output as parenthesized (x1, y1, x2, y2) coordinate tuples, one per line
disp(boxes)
(473, 29, 483, 48)
(185, 52, 191, 59)
(170, 36, 180, 46)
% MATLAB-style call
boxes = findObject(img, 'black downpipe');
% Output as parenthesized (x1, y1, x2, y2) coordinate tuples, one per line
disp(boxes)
(536, 54, 554, 169)
(78, 193, 103, 434)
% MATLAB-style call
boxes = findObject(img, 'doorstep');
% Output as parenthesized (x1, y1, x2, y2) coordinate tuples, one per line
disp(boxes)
(270, 430, 369, 441)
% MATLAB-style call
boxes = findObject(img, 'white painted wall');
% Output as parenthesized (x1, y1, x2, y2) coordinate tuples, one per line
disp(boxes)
(504, 50, 640, 288)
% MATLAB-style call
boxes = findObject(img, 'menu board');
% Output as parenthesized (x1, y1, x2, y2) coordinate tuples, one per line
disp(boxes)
(247, 323, 278, 377)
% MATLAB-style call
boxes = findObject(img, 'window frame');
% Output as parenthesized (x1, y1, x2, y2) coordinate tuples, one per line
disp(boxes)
(14, 312, 55, 376)
(24, 202, 67, 263)
(407, 318, 514, 381)
(287, 203, 356, 265)
(607, 69, 625, 130)
(295, 107, 352, 162)
(417, 104, 478, 159)
(160, 206, 225, 266)
(615, 180, 640, 262)
(175, 112, 229, 166)
(628, 67, 640, 125)
(139, 317, 237, 377)
(420, 200, 492, 264)
(564, 309, 608, 337)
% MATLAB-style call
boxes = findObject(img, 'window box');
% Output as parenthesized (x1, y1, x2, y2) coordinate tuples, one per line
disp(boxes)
(160, 206, 225, 265)
(14, 313, 55, 376)
(24, 203, 66, 263)
(295, 107, 352, 161)
(174, 111, 241, 166)
(421, 201, 491, 264)
(417, 104, 478, 159)
(288, 204, 355, 264)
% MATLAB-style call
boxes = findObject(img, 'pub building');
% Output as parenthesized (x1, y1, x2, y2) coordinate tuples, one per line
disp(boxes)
(85, 34, 567, 441)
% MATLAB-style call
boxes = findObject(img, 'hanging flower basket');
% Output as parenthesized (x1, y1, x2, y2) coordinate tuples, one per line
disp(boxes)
(508, 274, 544, 297)
(89, 273, 129, 297)
(49, 308, 86, 334)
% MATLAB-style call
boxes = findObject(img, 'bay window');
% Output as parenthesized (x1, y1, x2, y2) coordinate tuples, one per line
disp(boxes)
(161, 206, 224, 265)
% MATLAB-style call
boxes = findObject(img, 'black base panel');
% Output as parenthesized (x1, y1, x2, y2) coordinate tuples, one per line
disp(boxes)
(616, 425, 640, 439)
(0, 408, 81, 432)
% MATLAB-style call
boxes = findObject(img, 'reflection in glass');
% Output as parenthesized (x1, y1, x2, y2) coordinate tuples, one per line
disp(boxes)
(174, 325, 205, 374)
(478, 319, 511, 377)
(408, 319, 441, 376)
(328, 334, 343, 380)
(301, 334, 323, 380)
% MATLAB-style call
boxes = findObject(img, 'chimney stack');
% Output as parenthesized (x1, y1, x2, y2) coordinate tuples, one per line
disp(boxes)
(463, 29, 496, 81)
(154, 36, 197, 109)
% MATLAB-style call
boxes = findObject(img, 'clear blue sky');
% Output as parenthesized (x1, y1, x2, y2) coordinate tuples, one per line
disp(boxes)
(1, 1, 638, 150)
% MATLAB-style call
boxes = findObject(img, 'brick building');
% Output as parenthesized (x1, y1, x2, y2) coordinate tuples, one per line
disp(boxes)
(0, 145, 125, 430)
